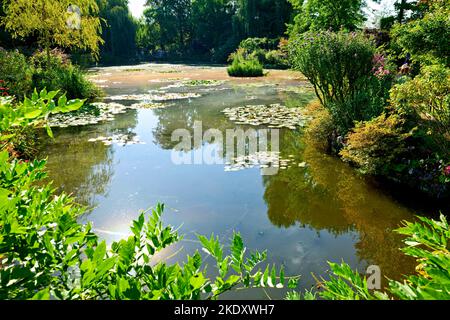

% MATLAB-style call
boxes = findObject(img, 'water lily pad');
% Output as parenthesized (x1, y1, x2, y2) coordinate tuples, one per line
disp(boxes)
(222, 104, 307, 129)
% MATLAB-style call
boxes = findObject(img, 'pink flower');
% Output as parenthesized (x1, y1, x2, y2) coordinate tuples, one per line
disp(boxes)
(444, 166, 450, 176)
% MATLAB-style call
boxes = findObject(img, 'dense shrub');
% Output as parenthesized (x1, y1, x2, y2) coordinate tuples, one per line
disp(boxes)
(0, 49, 32, 99)
(234, 37, 289, 69)
(391, 5, 450, 66)
(239, 37, 279, 52)
(304, 101, 335, 151)
(264, 50, 289, 69)
(30, 50, 102, 101)
(227, 49, 264, 77)
(340, 113, 412, 175)
(289, 31, 393, 133)
(390, 64, 450, 154)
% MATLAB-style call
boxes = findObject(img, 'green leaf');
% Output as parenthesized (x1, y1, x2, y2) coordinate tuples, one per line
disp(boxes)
(190, 273, 206, 290)
(45, 124, 54, 138)
(24, 109, 42, 119)
(31, 288, 50, 300)
(93, 241, 107, 263)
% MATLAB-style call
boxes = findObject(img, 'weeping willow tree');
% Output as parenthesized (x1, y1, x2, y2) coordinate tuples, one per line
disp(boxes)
(97, 0, 138, 59)
(1, 0, 103, 62)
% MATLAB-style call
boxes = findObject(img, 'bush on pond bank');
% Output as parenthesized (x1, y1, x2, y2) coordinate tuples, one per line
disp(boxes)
(0, 49, 102, 102)
(227, 49, 264, 77)
(289, 23, 449, 199)
(30, 50, 103, 102)
(289, 31, 393, 134)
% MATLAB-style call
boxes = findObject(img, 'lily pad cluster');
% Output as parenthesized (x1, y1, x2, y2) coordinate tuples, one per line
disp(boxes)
(48, 102, 127, 128)
(161, 79, 225, 90)
(88, 134, 146, 147)
(222, 104, 307, 129)
(106, 92, 201, 102)
(129, 102, 173, 109)
(224, 151, 308, 173)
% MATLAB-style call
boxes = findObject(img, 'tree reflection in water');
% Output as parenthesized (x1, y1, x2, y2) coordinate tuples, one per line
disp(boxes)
(263, 129, 417, 284)
(37, 109, 139, 210)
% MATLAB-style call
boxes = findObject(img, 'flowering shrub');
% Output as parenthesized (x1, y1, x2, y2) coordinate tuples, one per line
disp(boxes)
(289, 31, 392, 133)
(0, 80, 10, 97)
(372, 54, 394, 79)
(390, 64, 450, 155)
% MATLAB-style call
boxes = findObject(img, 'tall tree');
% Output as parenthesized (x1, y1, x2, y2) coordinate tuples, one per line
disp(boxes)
(288, 0, 366, 35)
(190, 0, 234, 53)
(97, 0, 137, 59)
(144, 0, 191, 53)
(1, 0, 103, 62)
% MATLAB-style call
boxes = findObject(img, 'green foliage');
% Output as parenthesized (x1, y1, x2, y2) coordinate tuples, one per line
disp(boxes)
(264, 50, 289, 69)
(30, 50, 101, 101)
(0, 164, 296, 299)
(0, 88, 85, 153)
(190, 0, 235, 58)
(390, 214, 450, 299)
(235, 38, 289, 69)
(289, 214, 450, 300)
(137, 0, 292, 61)
(390, 64, 450, 153)
(289, 31, 392, 133)
(0, 49, 32, 99)
(340, 113, 412, 175)
(391, 3, 450, 66)
(1, 0, 103, 59)
(239, 37, 279, 52)
(0, 92, 297, 300)
(97, 0, 138, 62)
(227, 49, 264, 77)
(288, 0, 366, 35)
(304, 101, 335, 151)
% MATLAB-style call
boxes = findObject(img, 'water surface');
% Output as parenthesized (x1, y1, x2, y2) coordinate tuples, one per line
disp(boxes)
(38, 64, 431, 299)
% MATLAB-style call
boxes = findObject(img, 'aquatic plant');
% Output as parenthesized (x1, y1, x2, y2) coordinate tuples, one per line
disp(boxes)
(222, 104, 308, 129)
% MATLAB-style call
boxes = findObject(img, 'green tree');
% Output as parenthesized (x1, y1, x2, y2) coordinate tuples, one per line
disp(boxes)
(288, 0, 366, 35)
(1, 0, 103, 62)
(190, 0, 234, 54)
(391, 0, 450, 66)
(97, 0, 138, 60)
(144, 0, 192, 53)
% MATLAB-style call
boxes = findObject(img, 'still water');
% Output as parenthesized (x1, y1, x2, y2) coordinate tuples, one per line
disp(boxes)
(37, 64, 434, 299)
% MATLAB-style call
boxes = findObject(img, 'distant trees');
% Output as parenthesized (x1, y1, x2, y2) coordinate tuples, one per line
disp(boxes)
(137, 0, 293, 61)
(287, 0, 366, 35)
(97, 0, 137, 61)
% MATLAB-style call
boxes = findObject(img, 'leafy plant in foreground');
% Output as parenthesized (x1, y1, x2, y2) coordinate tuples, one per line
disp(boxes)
(287, 214, 450, 300)
(0, 167, 298, 300)
(0, 88, 84, 154)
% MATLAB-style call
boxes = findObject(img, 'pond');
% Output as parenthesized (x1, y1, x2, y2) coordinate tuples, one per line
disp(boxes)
(37, 63, 439, 299)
